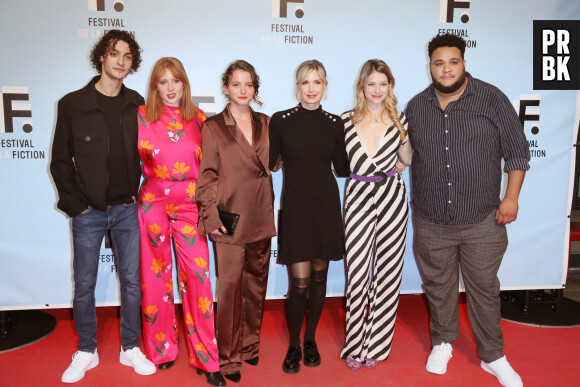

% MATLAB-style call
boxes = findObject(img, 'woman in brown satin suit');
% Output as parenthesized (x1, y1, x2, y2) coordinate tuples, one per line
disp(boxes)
(196, 60, 276, 384)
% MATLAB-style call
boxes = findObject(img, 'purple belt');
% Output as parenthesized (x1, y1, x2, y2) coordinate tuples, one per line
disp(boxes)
(350, 167, 397, 187)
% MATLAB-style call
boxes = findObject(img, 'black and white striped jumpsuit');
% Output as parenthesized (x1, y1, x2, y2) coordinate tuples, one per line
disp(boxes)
(340, 111, 409, 362)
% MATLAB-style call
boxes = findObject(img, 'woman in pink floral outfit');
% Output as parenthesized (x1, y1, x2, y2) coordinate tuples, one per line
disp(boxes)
(137, 57, 224, 386)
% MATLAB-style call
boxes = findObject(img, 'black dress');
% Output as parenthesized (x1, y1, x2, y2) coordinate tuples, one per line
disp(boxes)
(269, 104, 349, 265)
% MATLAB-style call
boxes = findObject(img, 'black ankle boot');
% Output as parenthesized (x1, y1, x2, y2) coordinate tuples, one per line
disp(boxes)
(224, 372, 241, 383)
(282, 346, 302, 374)
(158, 360, 175, 370)
(196, 369, 226, 386)
(303, 340, 321, 367)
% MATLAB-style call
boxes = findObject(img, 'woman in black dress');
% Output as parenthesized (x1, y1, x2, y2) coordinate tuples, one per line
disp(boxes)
(268, 60, 349, 374)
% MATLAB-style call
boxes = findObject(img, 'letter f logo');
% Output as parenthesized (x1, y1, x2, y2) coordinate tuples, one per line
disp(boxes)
(272, 0, 304, 18)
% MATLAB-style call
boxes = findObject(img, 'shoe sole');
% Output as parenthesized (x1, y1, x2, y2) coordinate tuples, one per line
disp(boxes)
(426, 359, 449, 375)
(61, 357, 99, 383)
(282, 364, 301, 374)
(426, 353, 451, 375)
(198, 369, 228, 386)
(244, 359, 259, 366)
(345, 358, 362, 371)
(426, 366, 446, 375)
(303, 358, 321, 367)
(158, 363, 175, 370)
(119, 355, 156, 376)
(362, 358, 378, 369)
(480, 362, 522, 387)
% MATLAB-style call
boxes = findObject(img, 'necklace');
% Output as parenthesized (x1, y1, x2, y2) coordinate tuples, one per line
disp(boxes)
(165, 105, 178, 124)
(369, 111, 381, 124)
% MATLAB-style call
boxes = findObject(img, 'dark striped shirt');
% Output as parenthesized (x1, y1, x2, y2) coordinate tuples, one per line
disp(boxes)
(405, 73, 530, 225)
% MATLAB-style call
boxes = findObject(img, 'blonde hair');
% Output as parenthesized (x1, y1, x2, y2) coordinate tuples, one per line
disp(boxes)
(294, 59, 328, 101)
(145, 57, 197, 122)
(351, 59, 406, 140)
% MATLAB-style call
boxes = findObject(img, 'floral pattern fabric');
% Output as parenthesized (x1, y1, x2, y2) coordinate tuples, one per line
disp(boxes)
(137, 105, 219, 371)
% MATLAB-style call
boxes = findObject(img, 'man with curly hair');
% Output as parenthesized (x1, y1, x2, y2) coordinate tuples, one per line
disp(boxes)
(50, 29, 155, 383)
(406, 33, 529, 387)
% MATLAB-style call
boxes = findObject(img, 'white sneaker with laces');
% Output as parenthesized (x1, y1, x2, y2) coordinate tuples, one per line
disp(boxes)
(481, 356, 523, 387)
(61, 350, 99, 383)
(426, 342, 453, 375)
(119, 347, 156, 375)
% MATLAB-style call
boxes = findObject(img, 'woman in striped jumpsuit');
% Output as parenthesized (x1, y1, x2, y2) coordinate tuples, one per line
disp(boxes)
(340, 59, 412, 370)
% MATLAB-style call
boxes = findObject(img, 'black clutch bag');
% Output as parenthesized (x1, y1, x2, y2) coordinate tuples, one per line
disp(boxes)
(218, 210, 240, 236)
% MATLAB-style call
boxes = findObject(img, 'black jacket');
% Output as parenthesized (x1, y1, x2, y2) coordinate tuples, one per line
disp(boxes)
(50, 76, 144, 217)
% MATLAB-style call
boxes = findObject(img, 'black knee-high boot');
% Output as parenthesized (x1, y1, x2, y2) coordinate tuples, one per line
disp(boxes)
(302, 268, 327, 367)
(283, 276, 310, 374)
(288, 276, 310, 346)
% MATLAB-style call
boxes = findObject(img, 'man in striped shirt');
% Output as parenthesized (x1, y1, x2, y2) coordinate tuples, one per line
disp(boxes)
(406, 33, 529, 387)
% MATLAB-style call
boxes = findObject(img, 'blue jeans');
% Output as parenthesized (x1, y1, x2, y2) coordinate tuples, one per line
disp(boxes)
(72, 203, 141, 352)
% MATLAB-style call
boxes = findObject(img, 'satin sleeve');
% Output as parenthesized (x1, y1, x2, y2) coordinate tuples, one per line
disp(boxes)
(196, 121, 223, 236)
(268, 112, 283, 172)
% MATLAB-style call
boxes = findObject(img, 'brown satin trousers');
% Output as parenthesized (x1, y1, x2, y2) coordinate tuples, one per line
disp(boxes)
(214, 238, 271, 375)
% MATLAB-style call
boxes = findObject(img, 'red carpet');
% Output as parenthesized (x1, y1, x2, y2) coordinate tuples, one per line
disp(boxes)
(1, 295, 578, 386)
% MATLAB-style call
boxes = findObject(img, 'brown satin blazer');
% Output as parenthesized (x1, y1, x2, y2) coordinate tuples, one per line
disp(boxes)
(196, 105, 276, 245)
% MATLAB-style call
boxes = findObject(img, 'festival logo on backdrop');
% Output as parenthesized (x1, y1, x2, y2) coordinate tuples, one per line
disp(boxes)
(99, 252, 118, 273)
(272, 0, 304, 18)
(88, 0, 124, 12)
(81, 0, 134, 39)
(264, 0, 313, 45)
(440, 0, 470, 23)
(437, 0, 477, 48)
(533, 20, 580, 90)
(0, 86, 42, 160)
(192, 91, 217, 118)
(513, 94, 545, 158)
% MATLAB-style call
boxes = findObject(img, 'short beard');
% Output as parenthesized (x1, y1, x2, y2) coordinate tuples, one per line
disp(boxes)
(432, 71, 467, 94)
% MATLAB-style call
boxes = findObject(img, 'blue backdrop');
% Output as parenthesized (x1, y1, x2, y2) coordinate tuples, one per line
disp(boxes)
(0, 0, 578, 309)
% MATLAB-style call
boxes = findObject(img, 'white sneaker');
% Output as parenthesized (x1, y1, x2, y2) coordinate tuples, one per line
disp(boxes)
(119, 347, 156, 375)
(481, 356, 523, 387)
(426, 342, 453, 375)
(61, 350, 99, 383)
